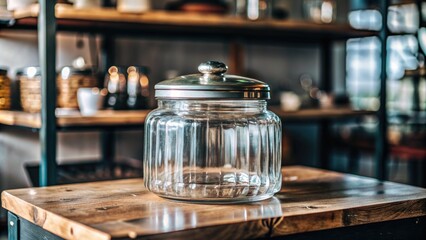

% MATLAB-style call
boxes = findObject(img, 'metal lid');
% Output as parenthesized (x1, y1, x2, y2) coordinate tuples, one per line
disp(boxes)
(155, 61, 270, 99)
(59, 66, 96, 80)
(16, 67, 41, 77)
(60, 66, 95, 76)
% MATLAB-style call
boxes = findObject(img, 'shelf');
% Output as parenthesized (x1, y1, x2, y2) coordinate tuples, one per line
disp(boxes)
(269, 106, 376, 121)
(0, 107, 375, 130)
(5, 4, 375, 41)
(405, 67, 426, 77)
(0, 109, 149, 129)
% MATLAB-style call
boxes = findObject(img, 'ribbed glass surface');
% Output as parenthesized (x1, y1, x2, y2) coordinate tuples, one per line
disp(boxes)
(144, 100, 282, 203)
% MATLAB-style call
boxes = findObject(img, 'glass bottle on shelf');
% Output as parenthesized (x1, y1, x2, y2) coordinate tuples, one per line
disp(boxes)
(126, 66, 150, 109)
(104, 66, 128, 110)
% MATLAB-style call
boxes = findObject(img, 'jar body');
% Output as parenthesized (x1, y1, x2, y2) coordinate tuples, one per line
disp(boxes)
(144, 100, 282, 203)
(0, 73, 11, 110)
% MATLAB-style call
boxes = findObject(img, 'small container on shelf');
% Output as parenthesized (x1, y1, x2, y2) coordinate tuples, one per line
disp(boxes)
(104, 65, 150, 110)
(17, 66, 41, 113)
(126, 65, 149, 109)
(57, 66, 98, 109)
(104, 66, 128, 110)
(0, 67, 11, 110)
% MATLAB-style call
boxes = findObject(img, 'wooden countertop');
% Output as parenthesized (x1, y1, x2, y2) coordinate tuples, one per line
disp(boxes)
(2, 166, 426, 240)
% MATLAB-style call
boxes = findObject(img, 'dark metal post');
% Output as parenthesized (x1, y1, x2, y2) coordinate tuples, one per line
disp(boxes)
(375, 0, 389, 181)
(38, 0, 57, 186)
(101, 131, 115, 165)
(319, 41, 332, 169)
(100, 36, 116, 164)
(320, 41, 332, 93)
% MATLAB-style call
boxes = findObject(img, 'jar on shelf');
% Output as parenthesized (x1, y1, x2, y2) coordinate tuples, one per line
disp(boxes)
(126, 66, 150, 109)
(57, 66, 98, 109)
(0, 67, 11, 110)
(17, 66, 41, 113)
(144, 61, 282, 203)
(302, 0, 336, 24)
(104, 66, 128, 110)
(246, 0, 272, 20)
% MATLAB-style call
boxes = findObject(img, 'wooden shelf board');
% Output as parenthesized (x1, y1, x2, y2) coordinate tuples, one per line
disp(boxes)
(0, 107, 375, 129)
(269, 106, 376, 121)
(0, 109, 149, 129)
(8, 4, 375, 40)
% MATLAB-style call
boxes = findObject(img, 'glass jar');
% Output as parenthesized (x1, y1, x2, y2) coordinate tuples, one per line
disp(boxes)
(144, 61, 282, 203)
(0, 67, 11, 110)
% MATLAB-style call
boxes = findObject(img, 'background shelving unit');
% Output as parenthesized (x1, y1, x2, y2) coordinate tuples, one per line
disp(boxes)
(0, 1, 385, 187)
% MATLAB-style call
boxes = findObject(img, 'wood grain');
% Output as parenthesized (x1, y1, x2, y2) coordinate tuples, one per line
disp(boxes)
(2, 166, 426, 240)
(0, 109, 149, 128)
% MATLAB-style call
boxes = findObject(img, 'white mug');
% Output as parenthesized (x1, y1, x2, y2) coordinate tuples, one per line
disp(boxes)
(6, 0, 37, 11)
(280, 91, 301, 112)
(77, 88, 106, 116)
(117, 0, 151, 13)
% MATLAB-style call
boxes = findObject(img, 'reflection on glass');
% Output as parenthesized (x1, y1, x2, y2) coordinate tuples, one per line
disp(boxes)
(346, 2, 422, 110)
(388, 78, 414, 113)
(388, 35, 419, 80)
(419, 28, 426, 56)
(346, 37, 380, 110)
(348, 9, 382, 31)
(388, 3, 419, 34)
(128, 197, 282, 233)
(423, 2, 426, 21)
(420, 78, 426, 110)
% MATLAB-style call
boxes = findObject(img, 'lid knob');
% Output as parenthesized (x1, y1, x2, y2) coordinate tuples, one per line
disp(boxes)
(198, 61, 228, 76)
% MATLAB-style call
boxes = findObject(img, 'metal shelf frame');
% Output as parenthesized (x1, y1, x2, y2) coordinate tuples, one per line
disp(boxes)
(38, 0, 57, 186)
